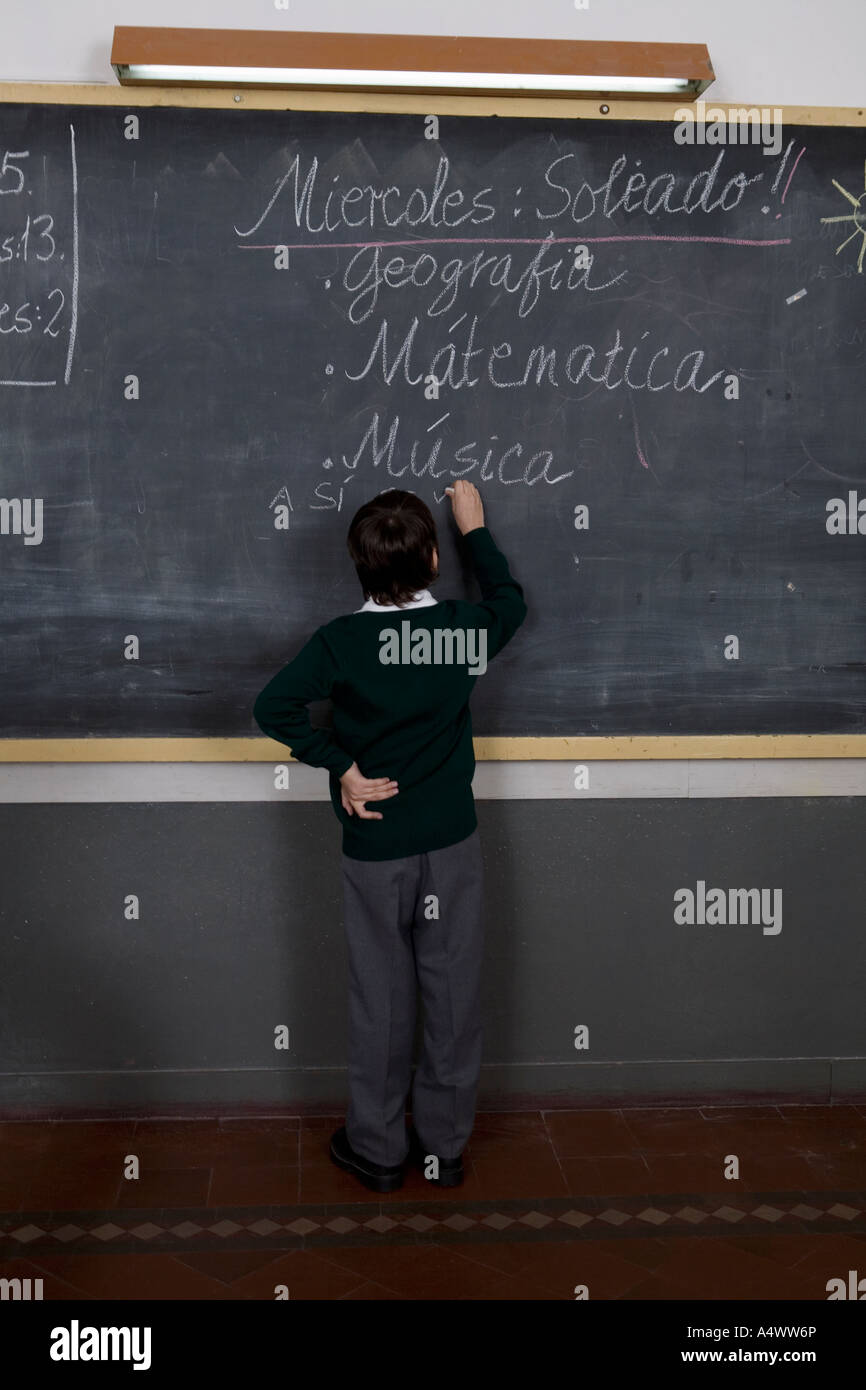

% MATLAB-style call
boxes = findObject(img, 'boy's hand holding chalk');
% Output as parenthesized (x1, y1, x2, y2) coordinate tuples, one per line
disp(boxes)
(446, 480, 485, 536)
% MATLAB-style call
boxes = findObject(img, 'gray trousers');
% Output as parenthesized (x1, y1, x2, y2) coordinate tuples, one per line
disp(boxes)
(340, 827, 484, 1167)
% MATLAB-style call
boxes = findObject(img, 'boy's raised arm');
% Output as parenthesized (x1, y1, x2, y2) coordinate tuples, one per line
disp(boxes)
(462, 525, 527, 658)
(447, 482, 527, 659)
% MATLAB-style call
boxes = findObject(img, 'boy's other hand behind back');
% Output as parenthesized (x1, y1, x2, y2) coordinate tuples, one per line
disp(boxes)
(340, 762, 399, 820)
(445, 480, 484, 536)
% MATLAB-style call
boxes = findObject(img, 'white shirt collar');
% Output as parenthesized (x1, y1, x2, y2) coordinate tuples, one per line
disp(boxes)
(355, 588, 438, 614)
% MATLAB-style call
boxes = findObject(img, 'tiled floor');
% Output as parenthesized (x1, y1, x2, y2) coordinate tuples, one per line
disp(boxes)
(1, 1105, 864, 1299)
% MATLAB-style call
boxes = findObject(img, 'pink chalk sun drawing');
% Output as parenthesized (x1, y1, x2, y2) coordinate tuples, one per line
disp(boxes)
(820, 161, 866, 272)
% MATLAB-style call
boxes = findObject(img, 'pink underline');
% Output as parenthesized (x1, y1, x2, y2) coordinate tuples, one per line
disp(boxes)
(238, 234, 790, 251)
(781, 146, 806, 204)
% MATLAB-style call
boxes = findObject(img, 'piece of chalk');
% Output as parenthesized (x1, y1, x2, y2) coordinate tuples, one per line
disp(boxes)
(786, 289, 807, 304)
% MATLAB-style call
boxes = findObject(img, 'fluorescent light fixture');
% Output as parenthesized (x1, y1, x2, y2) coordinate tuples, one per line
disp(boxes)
(120, 65, 695, 95)
(111, 28, 714, 100)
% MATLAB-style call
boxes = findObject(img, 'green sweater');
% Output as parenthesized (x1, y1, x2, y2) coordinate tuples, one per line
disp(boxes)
(253, 526, 527, 861)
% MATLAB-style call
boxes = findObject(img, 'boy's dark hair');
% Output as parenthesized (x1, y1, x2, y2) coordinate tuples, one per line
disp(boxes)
(347, 490, 439, 607)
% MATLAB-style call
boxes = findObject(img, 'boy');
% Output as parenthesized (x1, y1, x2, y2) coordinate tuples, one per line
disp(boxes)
(253, 481, 527, 1192)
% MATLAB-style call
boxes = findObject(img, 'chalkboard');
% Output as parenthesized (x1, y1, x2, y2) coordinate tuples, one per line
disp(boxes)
(0, 99, 864, 737)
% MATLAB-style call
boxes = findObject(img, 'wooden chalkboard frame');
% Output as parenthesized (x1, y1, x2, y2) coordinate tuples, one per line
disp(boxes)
(1, 82, 863, 761)
(1, 83, 865, 125)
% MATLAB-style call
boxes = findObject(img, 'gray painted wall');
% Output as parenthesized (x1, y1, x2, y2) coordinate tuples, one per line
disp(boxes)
(2, 797, 863, 1114)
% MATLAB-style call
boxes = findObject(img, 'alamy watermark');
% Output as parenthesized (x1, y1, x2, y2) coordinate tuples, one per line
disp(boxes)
(50, 1320, 151, 1370)
(378, 621, 487, 675)
(0, 497, 43, 544)
(1, 1275, 43, 1299)
(674, 102, 784, 157)
(674, 880, 782, 935)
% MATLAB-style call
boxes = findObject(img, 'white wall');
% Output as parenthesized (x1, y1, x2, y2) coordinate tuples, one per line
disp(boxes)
(2, 0, 865, 107)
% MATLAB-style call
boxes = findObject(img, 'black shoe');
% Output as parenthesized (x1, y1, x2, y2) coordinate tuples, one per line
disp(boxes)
(329, 1126, 405, 1193)
(407, 1125, 464, 1188)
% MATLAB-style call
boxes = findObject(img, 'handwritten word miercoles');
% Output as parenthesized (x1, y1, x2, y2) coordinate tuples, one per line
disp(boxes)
(234, 155, 495, 238)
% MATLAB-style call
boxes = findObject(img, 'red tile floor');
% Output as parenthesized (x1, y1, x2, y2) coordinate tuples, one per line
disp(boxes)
(1, 1105, 864, 1300)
